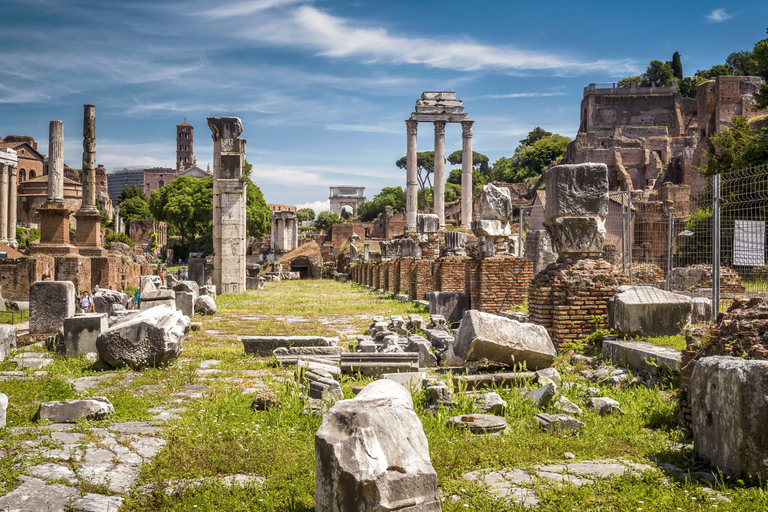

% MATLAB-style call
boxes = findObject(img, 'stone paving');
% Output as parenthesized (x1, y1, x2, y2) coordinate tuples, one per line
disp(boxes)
(463, 458, 728, 508)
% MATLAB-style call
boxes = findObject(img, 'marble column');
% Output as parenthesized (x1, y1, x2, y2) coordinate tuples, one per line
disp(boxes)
(0, 164, 8, 244)
(47, 120, 65, 206)
(291, 217, 298, 250)
(461, 120, 474, 228)
(270, 215, 276, 250)
(76, 105, 105, 254)
(405, 120, 418, 232)
(433, 121, 446, 229)
(8, 165, 17, 246)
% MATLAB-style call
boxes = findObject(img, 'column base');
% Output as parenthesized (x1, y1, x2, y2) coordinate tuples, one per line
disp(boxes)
(75, 210, 103, 248)
(37, 205, 73, 246)
(77, 246, 108, 257)
(30, 243, 79, 255)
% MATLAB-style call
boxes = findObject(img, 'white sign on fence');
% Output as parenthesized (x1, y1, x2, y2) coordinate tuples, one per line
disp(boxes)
(734, 219, 765, 266)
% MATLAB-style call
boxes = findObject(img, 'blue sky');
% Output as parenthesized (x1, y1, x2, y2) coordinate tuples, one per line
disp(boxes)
(1, 0, 766, 211)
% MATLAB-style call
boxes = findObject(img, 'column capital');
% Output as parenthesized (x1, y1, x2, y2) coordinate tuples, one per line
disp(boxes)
(406, 119, 419, 135)
(8, 165, 17, 177)
(461, 120, 474, 137)
(433, 120, 446, 136)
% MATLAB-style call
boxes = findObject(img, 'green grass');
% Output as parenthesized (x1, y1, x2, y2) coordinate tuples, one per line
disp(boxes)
(644, 335, 687, 351)
(2, 279, 768, 510)
(0, 310, 29, 324)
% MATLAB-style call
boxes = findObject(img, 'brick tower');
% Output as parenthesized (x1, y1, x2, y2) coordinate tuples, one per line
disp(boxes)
(176, 121, 194, 172)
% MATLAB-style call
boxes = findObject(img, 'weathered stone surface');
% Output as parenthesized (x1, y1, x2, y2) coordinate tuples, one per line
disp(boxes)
(428, 291, 469, 324)
(691, 296, 712, 324)
(481, 392, 507, 415)
(525, 229, 558, 276)
(417, 213, 439, 234)
(173, 280, 200, 295)
(0, 392, 7, 428)
(380, 371, 426, 392)
(522, 381, 556, 408)
(471, 219, 511, 237)
(0, 325, 15, 361)
(304, 370, 343, 401)
(91, 288, 128, 314)
(609, 285, 692, 337)
(479, 183, 513, 222)
(252, 392, 281, 411)
(405, 337, 437, 368)
(141, 289, 175, 301)
(71, 493, 125, 512)
(194, 295, 216, 315)
(589, 397, 623, 416)
(37, 397, 114, 423)
(447, 414, 507, 434)
(340, 352, 419, 377)
(200, 285, 216, 298)
(175, 291, 196, 316)
(554, 395, 583, 415)
(691, 357, 768, 480)
(544, 163, 608, 219)
(535, 413, 585, 431)
(454, 371, 535, 390)
(96, 305, 189, 368)
(243, 336, 339, 357)
(57, 313, 108, 358)
(454, 310, 556, 369)
(0, 475, 79, 512)
(30, 281, 75, 334)
(536, 367, 561, 385)
(315, 379, 441, 512)
(602, 338, 681, 374)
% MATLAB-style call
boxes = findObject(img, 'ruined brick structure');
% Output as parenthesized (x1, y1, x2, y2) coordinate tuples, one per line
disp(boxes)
(351, 254, 532, 314)
(680, 297, 768, 426)
(528, 258, 628, 348)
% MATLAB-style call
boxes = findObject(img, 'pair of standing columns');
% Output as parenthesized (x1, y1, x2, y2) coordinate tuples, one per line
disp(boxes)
(0, 162, 18, 246)
(405, 120, 474, 231)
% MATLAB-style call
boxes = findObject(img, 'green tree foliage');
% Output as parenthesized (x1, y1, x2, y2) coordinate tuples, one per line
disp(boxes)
(679, 76, 708, 99)
(356, 186, 406, 222)
(149, 176, 210, 242)
(447, 150, 490, 173)
(244, 177, 271, 238)
(671, 51, 683, 82)
(617, 76, 644, 88)
(726, 50, 758, 76)
(104, 232, 134, 248)
(753, 32, 768, 108)
(315, 211, 343, 232)
(642, 60, 675, 87)
(694, 64, 733, 79)
(119, 196, 152, 224)
(701, 117, 768, 176)
(519, 127, 553, 146)
(118, 185, 147, 204)
(296, 208, 316, 222)
(492, 130, 571, 183)
(396, 152, 434, 208)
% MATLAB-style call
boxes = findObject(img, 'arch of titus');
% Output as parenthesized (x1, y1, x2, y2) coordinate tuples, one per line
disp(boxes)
(406, 91, 473, 231)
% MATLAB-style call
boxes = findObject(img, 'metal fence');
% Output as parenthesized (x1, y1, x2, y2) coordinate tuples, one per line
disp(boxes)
(515, 162, 768, 322)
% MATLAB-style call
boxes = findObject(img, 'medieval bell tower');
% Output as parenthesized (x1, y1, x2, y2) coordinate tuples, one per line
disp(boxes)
(176, 121, 194, 171)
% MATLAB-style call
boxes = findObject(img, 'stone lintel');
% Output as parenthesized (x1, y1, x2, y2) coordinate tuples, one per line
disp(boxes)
(408, 113, 469, 123)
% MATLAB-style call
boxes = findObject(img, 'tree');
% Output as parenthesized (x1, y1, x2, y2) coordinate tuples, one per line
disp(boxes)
(519, 127, 552, 147)
(642, 60, 675, 87)
(296, 208, 316, 222)
(118, 185, 147, 205)
(671, 51, 683, 82)
(149, 176, 210, 242)
(617, 76, 644, 88)
(726, 50, 758, 76)
(701, 116, 768, 176)
(753, 32, 768, 108)
(119, 196, 152, 224)
(356, 186, 406, 222)
(447, 150, 490, 173)
(315, 211, 343, 232)
(395, 151, 435, 209)
(679, 76, 708, 98)
(694, 64, 732, 79)
(244, 177, 271, 238)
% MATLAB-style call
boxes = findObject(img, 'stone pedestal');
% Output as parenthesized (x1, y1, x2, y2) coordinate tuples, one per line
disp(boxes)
(75, 211, 106, 256)
(33, 205, 77, 255)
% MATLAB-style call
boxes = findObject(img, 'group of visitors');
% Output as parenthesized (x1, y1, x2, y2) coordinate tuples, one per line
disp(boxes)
(77, 291, 94, 313)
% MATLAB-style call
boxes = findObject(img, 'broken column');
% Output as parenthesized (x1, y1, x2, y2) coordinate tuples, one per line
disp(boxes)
(208, 117, 247, 295)
(461, 120, 474, 228)
(34, 121, 77, 254)
(472, 183, 513, 258)
(75, 104, 106, 256)
(528, 163, 628, 348)
(0, 147, 18, 247)
(315, 379, 441, 512)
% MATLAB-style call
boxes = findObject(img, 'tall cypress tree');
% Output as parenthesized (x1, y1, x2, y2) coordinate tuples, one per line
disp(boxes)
(671, 51, 684, 82)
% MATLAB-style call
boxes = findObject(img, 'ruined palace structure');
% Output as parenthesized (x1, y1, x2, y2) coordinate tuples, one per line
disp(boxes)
(528, 163, 628, 348)
(208, 116, 247, 295)
(406, 92, 474, 230)
(0, 146, 18, 248)
(564, 76, 764, 194)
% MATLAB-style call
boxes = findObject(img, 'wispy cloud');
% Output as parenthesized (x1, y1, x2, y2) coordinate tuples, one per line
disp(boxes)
(227, 5, 637, 74)
(325, 123, 400, 134)
(295, 199, 330, 212)
(197, 0, 305, 18)
(482, 91, 568, 99)
(706, 8, 734, 23)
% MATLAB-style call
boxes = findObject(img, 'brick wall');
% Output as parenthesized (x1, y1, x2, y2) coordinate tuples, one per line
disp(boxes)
(435, 256, 469, 293)
(0, 255, 55, 300)
(529, 258, 627, 349)
(467, 255, 532, 314)
(56, 255, 92, 294)
(411, 261, 434, 301)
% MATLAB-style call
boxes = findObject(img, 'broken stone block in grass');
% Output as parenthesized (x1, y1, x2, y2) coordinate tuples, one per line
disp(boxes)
(37, 397, 114, 423)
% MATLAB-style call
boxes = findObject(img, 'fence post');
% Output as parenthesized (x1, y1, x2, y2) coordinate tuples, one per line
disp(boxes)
(518, 207, 524, 257)
(621, 192, 627, 276)
(628, 192, 633, 284)
(713, 174, 721, 321)
(666, 210, 674, 290)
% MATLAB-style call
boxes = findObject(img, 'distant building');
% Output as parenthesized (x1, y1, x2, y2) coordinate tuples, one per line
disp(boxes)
(107, 168, 146, 203)
(268, 204, 296, 213)
(176, 122, 195, 172)
(329, 186, 366, 216)
(0, 136, 44, 183)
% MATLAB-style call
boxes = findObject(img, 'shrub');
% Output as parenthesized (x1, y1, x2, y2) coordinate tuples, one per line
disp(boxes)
(104, 232, 134, 248)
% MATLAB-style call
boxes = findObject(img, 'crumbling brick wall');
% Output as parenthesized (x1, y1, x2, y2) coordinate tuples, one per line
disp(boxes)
(467, 255, 532, 314)
(0, 255, 55, 300)
(529, 258, 628, 349)
(56, 255, 91, 294)
(680, 297, 768, 426)
(434, 257, 469, 293)
(410, 261, 434, 301)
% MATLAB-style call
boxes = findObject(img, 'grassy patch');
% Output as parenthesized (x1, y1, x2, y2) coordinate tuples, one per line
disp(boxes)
(645, 335, 687, 351)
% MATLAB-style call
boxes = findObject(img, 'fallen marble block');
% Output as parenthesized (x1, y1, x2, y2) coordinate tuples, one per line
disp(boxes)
(315, 379, 441, 511)
(340, 352, 419, 377)
(37, 397, 114, 423)
(535, 413, 585, 431)
(243, 336, 339, 357)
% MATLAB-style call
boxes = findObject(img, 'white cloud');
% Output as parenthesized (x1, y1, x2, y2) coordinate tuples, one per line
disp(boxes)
(232, 5, 638, 74)
(325, 123, 401, 134)
(197, 0, 304, 18)
(295, 200, 330, 213)
(706, 8, 734, 23)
